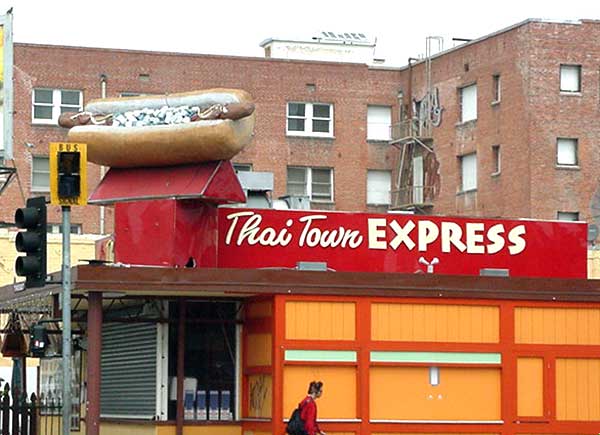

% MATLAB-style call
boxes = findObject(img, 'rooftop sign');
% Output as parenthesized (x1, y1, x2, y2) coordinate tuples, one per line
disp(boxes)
(217, 208, 587, 278)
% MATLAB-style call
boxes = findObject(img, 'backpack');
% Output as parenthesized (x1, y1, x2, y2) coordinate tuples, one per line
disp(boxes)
(286, 406, 307, 435)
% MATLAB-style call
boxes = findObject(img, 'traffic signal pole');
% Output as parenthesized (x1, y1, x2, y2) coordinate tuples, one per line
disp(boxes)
(47, 142, 87, 435)
(61, 205, 72, 435)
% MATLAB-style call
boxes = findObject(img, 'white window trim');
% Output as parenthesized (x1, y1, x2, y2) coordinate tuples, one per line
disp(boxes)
(31, 155, 50, 192)
(367, 105, 392, 141)
(32, 88, 83, 125)
(559, 64, 581, 93)
(287, 166, 334, 202)
(557, 211, 580, 222)
(286, 102, 334, 138)
(491, 145, 501, 176)
(367, 170, 391, 205)
(556, 137, 578, 167)
(460, 84, 477, 123)
(460, 153, 477, 192)
(492, 75, 501, 104)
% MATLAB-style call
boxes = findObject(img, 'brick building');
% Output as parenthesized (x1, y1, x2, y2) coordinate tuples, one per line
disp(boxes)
(1, 18, 599, 239)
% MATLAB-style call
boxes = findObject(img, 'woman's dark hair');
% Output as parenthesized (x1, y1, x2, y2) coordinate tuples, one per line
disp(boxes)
(308, 381, 323, 395)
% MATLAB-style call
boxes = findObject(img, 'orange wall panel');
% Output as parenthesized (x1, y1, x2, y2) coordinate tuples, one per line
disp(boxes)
(247, 374, 272, 418)
(370, 366, 500, 421)
(283, 365, 357, 419)
(246, 333, 272, 367)
(515, 307, 600, 344)
(517, 357, 543, 417)
(372, 433, 499, 435)
(285, 301, 355, 340)
(556, 358, 600, 421)
(371, 303, 499, 343)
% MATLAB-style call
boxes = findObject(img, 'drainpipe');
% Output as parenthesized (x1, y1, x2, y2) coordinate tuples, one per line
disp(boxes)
(99, 74, 107, 234)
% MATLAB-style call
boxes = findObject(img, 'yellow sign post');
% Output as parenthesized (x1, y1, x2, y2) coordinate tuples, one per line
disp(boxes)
(49, 142, 87, 206)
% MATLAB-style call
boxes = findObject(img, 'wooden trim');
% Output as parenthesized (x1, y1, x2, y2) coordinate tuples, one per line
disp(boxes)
(64, 265, 600, 302)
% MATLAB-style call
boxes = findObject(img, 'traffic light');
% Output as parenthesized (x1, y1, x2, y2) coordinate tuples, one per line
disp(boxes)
(14, 196, 47, 288)
(49, 142, 87, 206)
(29, 322, 49, 358)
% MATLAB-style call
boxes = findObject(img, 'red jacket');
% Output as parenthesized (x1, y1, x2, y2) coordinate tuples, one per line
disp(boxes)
(299, 396, 320, 435)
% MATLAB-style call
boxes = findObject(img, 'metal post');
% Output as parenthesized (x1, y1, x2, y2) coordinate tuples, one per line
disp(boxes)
(86, 292, 102, 435)
(61, 206, 72, 435)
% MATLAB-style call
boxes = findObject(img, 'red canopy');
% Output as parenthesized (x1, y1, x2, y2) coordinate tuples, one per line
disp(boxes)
(88, 160, 246, 205)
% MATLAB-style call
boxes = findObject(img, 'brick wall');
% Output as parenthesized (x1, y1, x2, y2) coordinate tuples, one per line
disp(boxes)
(2, 19, 600, 236)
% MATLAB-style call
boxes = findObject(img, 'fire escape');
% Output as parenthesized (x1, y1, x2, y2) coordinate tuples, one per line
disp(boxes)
(389, 37, 442, 213)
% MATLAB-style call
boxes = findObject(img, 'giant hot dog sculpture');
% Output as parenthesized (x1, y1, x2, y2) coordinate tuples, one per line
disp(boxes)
(59, 88, 255, 168)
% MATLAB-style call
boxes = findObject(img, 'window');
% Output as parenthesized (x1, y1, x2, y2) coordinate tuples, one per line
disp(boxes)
(47, 223, 83, 234)
(31, 156, 50, 191)
(492, 75, 501, 103)
(557, 211, 579, 221)
(286, 102, 333, 137)
(233, 163, 252, 173)
(367, 170, 391, 205)
(168, 301, 238, 421)
(460, 84, 477, 122)
(556, 138, 578, 166)
(560, 65, 581, 93)
(460, 153, 477, 192)
(367, 106, 392, 141)
(492, 145, 501, 175)
(287, 166, 333, 202)
(32, 89, 82, 124)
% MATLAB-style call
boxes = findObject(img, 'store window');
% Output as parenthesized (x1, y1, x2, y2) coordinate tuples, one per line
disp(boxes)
(286, 102, 333, 137)
(367, 105, 392, 141)
(367, 170, 391, 205)
(32, 88, 82, 124)
(168, 301, 239, 421)
(460, 153, 477, 192)
(556, 138, 578, 166)
(560, 65, 581, 93)
(287, 166, 333, 202)
(459, 84, 477, 122)
(31, 156, 50, 192)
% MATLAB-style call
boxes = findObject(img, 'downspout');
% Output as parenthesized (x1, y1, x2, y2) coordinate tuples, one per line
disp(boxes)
(99, 74, 107, 234)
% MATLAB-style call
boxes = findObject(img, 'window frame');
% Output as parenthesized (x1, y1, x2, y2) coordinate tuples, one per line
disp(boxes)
(286, 166, 334, 202)
(557, 211, 580, 222)
(459, 83, 478, 123)
(492, 74, 501, 103)
(367, 105, 392, 141)
(556, 137, 578, 167)
(47, 223, 83, 235)
(32, 88, 83, 125)
(459, 152, 477, 192)
(31, 155, 50, 192)
(233, 163, 253, 173)
(559, 64, 582, 93)
(491, 145, 501, 176)
(286, 102, 334, 138)
(367, 169, 392, 205)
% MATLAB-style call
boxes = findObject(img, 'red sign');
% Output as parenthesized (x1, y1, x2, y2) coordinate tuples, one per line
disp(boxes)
(217, 208, 587, 278)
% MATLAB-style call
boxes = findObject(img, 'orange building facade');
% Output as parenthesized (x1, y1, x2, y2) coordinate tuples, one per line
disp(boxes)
(241, 293, 600, 435)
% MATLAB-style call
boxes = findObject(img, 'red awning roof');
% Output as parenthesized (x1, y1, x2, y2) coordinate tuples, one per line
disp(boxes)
(88, 161, 246, 205)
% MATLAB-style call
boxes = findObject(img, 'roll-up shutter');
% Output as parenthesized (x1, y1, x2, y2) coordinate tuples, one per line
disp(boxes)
(101, 322, 158, 418)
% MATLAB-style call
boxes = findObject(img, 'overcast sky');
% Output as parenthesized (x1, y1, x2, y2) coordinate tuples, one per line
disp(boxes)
(3, 1, 599, 67)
